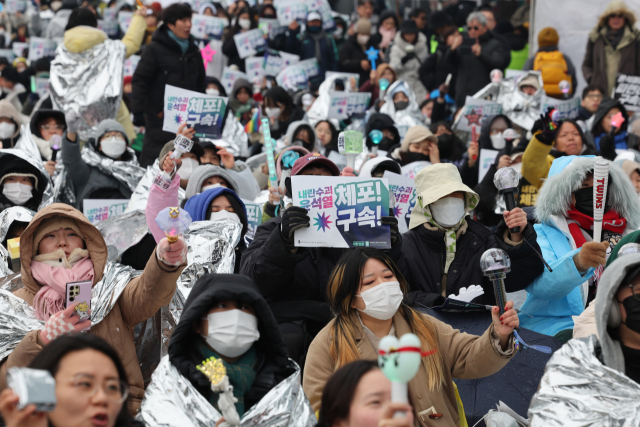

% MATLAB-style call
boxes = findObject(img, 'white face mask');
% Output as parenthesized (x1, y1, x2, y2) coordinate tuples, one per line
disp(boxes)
(209, 209, 241, 224)
(265, 107, 282, 119)
(2, 182, 33, 205)
(357, 34, 370, 45)
(490, 132, 506, 150)
(201, 309, 260, 358)
(0, 122, 16, 139)
(356, 281, 403, 320)
(206, 88, 220, 96)
(239, 18, 251, 29)
(333, 27, 343, 39)
(202, 183, 222, 192)
(430, 197, 466, 228)
(100, 136, 127, 159)
(179, 157, 199, 180)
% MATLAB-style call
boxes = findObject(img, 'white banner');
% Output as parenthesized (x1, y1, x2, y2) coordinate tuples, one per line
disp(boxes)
(220, 67, 249, 95)
(83, 199, 130, 224)
(245, 56, 265, 84)
(27, 38, 56, 61)
(478, 148, 499, 183)
(233, 28, 266, 59)
(383, 171, 416, 234)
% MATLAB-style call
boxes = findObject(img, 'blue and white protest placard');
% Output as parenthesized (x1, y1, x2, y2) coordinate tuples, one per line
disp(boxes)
(297, 58, 320, 80)
(292, 176, 391, 248)
(162, 84, 228, 139)
(478, 148, 499, 182)
(455, 96, 503, 132)
(347, 92, 371, 117)
(99, 8, 119, 37)
(118, 11, 133, 33)
(325, 71, 360, 89)
(541, 95, 581, 119)
(276, 64, 309, 91)
(327, 92, 371, 119)
(32, 77, 49, 98)
(383, 171, 416, 234)
(264, 49, 300, 76)
(0, 49, 15, 61)
(220, 67, 249, 95)
(241, 198, 263, 243)
(258, 18, 286, 40)
(401, 161, 430, 179)
(4, 0, 26, 13)
(28, 38, 56, 61)
(124, 55, 140, 77)
(245, 56, 265, 83)
(12, 42, 28, 58)
(191, 15, 226, 40)
(83, 199, 130, 224)
(276, 0, 308, 26)
(233, 28, 266, 59)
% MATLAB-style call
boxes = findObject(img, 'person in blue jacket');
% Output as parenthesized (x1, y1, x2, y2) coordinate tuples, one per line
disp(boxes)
(520, 155, 640, 340)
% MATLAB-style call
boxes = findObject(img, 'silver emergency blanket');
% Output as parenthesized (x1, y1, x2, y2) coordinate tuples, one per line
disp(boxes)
(126, 160, 186, 213)
(138, 355, 316, 427)
(41, 159, 76, 207)
(0, 261, 139, 361)
(14, 124, 44, 164)
(306, 73, 358, 128)
(528, 336, 640, 427)
(472, 71, 544, 131)
(81, 144, 145, 192)
(50, 38, 126, 141)
(220, 114, 249, 157)
(379, 80, 424, 129)
(0, 148, 54, 210)
(0, 208, 35, 279)
(97, 210, 150, 262)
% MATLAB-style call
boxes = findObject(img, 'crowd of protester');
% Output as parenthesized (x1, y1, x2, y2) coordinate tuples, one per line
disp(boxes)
(0, 0, 640, 426)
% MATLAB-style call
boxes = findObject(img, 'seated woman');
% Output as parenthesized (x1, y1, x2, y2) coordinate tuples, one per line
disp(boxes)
(282, 120, 318, 152)
(0, 203, 187, 412)
(359, 63, 397, 106)
(388, 124, 440, 166)
(303, 248, 519, 424)
(0, 334, 136, 427)
(314, 120, 340, 157)
(520, 155, 640, 340)
(0, 150, 49, 214)
(589, 99, 638, 159)
(139, 274, 312, 425)
(263, 87, 305, 140)
(29, 109, 66, 177)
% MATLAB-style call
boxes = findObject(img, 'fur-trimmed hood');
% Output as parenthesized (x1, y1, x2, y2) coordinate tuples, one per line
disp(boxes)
(535, 155, 640, 229)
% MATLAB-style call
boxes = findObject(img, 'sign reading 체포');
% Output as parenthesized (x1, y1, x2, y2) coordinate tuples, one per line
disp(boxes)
(241, 198, 263, 244)
(614, 73, 640, 112)
(383, 171, 416, 234)
(83, 199, 130, 224)
(455, 96, 503, 132)
(162, 84, 228, 139)
(292, 176, 391, 249)
(264, 49, 300, 77)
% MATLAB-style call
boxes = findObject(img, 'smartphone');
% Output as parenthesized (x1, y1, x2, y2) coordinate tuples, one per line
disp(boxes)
(65, 281, 92, 331)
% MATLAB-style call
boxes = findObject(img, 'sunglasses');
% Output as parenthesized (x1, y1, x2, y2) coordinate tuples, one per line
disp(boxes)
(470, 26, 481, 30)
(610, 13, 624, 18)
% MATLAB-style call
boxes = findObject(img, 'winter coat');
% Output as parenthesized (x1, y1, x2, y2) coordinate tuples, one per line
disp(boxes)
(389, 32, 429, 101)
(520, 156, 640, 336)
(0, 203, 185, 411)
(269, 107, 305, 141)
(582, 25, 640, 95)
(131, 24, 206, 167)
(284, 28, 338, 81)
(587, 98, 640, 156)
(0, 99, 22, 148)
(419, 38, 456, 95)
(60, 132, 136, 210)
(303, 310, 517, 426)
(449, 31, 506, 108)
(228, 78, 258, 124)
(221, 30, 249, 72)
(167, 274, 295, 409)
(338, 36, 371, 89)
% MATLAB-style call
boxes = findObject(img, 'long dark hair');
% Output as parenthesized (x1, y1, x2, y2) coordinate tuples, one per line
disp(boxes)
(232, 7, 257, 33)
(555, 119, 588, 154)
(317, 360, 379, 427)
(29, 334, 135, 427)
(264, 86, 294, 121)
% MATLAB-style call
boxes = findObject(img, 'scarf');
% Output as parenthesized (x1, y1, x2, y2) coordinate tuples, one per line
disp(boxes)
(308, 30, 325, 65)
(168, 29, 190, 54)
(566, 207, 627, 247)
(419, 198, 468, 273)
(31, 248, 95, 321)
(594, 130, 628, 151)
(379, 27, 396, 48)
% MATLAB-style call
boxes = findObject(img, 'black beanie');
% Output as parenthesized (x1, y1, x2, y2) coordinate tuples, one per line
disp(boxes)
(65, 8, 98, 31)
(400, 20, 418, 35)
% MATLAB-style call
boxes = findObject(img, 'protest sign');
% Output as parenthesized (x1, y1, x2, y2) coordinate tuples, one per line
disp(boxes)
(540, 95, 581, 119)
(298, 58, 320, 80)
(614, 73, 640, 112)
(27, 38, 56, 61)
(124, 55, 140, 77)
(292, 176, 391, 249)
(505, 69, 527, 80)
(0, 49, 15, 61)
(99, 8, 119, 37)
(118, 11, 133, 33)
(241, 198, 263, 243)
(325, 71, 360, 89)
(245, 56, 265, 83)
(383, 171, 416, 234)
(162, 84, 228, 138)
(4, 0, 26, 13)
(455, 96, 503, 132)
(191, 15, 226, 40)
(12, 42, 28, 58)
(478, 148, 499, 182)
(264, 49, 300, 77)
(276, 64, 309, 91)
(220, 67, 249, 95)
(327, 92, 371, 119)
(83, 199, 130, 224)
(401, 161, 430, 179)
(258, 18, 286, 40)
(276, 0, 308, 26)
(233, 28, 266, 59)
(307, 0, 336, 31)
(32, 77, 49, 98)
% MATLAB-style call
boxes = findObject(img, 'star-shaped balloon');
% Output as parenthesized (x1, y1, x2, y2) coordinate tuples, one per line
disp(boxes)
(201, 44, 217, 69)
(365, 46, 379, 70)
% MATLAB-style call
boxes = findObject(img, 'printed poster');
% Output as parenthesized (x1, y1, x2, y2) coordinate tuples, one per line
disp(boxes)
(124, 55, 140, 77)
(258, 18, 286, 40)
(276, 64, 308, 91)
(83, 199, 130, 224)
(541, 95, 581, 119)
(100, 8, 119, 37)
(241, 198, 263, 243)
(118, 11, 133, 33)
(233, 28, 266, 59)
(32, 77, 49, 98)
(478, 148, 499, 183)
(162, 84, 228, 138)
(264, 49, 299, 77)
(4, 0, 26, 13)
(614, 73, 640, 112)
(383, 171, 416, 234)
(292, 176, 391, 249)
(220, 67, 249, 95)
(275, 0, 308, 26)
(327, 92, 371, 119)
(191, 15, 226, 41)
(245, 56, 265, 83)
(401, 161, 430, 179)
(455, 96, 503, 132)
(27, 38, 56, 61)
(0, 49, 15, 61)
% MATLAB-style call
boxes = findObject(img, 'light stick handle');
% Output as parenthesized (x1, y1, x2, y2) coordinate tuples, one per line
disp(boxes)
(391, 382, 408, 418)
(492, 277, 508, 315)
(593, 161, 609, 243)
(346, 153, 356, 170)
(372, 146, 378, 156)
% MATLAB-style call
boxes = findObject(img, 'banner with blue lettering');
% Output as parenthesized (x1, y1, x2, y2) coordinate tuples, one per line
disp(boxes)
(162, 84, 228, 139)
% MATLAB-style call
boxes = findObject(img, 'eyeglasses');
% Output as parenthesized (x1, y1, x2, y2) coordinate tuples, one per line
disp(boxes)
(470, 26, 481, 31)
(624, 283, 640, 301)
(41, 125, 64, 131)
(67, 374, 129, 403)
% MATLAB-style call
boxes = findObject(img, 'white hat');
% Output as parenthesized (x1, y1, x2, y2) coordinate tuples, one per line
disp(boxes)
(307, 11, 322, 22)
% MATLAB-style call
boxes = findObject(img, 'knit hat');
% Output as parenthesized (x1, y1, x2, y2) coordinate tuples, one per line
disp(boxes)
(517, 74, 541, 91)
(355, 18, 372, 35)
(400, 19, 418, 35)
(32, 216, 84, 256)
(400, 125, 437, 152)
(96, 119, 129, 145)
(0, 172, 38, 189)
(537, 27, 559, 47)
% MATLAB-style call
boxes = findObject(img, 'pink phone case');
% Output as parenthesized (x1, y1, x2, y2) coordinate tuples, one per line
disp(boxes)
(65, 281, 92, 331)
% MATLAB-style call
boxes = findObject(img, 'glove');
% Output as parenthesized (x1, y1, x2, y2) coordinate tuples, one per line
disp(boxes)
(157, 236, 188, 267)
(401, 52, 416, 64)
(534, 108, 558, 145)
(64, 110, 83, 134)
(449, 285, 485, 302)
(380, 216, 400, 246)
(280, 206, 310, 245)
(598, 133, 617, 160)
(574, 241, 608, 271)
(39, 303, 91, 345)
(133, 112, 146, 127)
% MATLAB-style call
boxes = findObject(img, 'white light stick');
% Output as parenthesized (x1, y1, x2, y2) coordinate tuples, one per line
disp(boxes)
(593, 160, 610, 243)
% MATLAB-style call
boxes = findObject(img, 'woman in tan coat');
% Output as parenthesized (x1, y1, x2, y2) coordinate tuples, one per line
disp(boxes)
(0, 203, 187, 412)
(303, 248, 519, 427)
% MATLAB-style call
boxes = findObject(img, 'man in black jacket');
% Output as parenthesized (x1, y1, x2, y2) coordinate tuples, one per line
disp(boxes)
(131, 3, 206, 167)
(402, 163, 544, 308)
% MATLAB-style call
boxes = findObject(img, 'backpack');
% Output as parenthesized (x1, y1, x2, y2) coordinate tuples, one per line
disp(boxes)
(533, 50, 571, 97)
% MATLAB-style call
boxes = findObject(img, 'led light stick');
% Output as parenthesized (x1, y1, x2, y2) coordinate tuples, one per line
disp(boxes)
(610, 111, 625, 136)
(262, 118, 279, 194)
(197, 357, 240, 427)
(369, 129, 383, 156)
(470, 124, 478, 161)
(559, 80, 571, 99)
(365, 46, 379, 70)
(155, 206, 192, 243)
(49, 135, 61, 161)
(338, 130, 363, 170)
(490, 69, 503, 82)
(171, 134, 194, 161)
(494, 167, 520, 233)
(593, 160, 610, 243)
(378, 333, 436, 418)
(503, 128, 518, 157)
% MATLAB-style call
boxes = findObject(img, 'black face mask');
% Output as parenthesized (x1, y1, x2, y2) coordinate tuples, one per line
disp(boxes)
(437, 134, 454, 158)
(394, 101, 409, 111)
(405, 151, 430, 163)
(378, 136, 395, 151)
(621, 294, 640, 333)
(573, 186, 610, 217)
